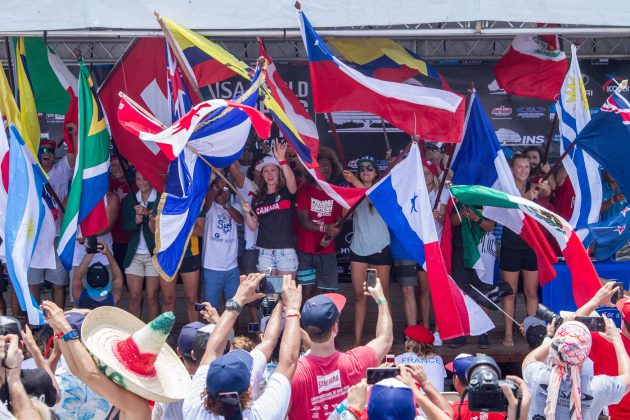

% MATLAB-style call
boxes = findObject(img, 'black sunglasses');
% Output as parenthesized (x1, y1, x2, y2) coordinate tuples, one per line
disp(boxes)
(358, 164, 375, 173)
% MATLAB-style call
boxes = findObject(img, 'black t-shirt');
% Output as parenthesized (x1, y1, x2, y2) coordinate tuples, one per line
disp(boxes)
(254, 187, 295, 249)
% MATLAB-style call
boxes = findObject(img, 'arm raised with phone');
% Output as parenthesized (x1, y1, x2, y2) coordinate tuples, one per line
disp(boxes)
(364, 277, 393, 362)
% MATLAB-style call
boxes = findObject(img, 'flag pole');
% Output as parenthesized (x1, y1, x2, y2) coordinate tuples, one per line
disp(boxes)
(117, 92, 255, 217)
(155, 11, 204, 104)
(380, 118, 392, 155)
(325, 113, 347, 167)
(541, 112, 558, 164)
(3, 38, 15, 92)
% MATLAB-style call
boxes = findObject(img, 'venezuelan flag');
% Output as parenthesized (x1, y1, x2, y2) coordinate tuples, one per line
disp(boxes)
(329, 38, 450, 90)
(161, 16, 246, 87)
(14, 37, 40, 158)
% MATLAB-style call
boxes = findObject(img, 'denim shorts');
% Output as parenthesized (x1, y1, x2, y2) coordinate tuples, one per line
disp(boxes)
(257, 248, 298, 273)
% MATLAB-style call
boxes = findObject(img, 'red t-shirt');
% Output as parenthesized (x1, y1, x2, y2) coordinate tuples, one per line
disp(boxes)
(289, 346, 378, 419)
(109, 178, 133, 244)
(295, 183, 343, 254)
(451, 400, 506, 419)
(554, 177, 575, 222)
(589, 332, 630, 420)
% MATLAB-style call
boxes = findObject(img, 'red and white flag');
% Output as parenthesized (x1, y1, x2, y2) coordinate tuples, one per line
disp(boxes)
(494, 34, 567, 101)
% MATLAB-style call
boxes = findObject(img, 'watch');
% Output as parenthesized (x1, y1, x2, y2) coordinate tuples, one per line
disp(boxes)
(62, 329, 80, 342)
(225, 299, 243, 314)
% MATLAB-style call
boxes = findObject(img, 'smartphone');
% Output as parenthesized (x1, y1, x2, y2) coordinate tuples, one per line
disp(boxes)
(218, 392, 243, 420)
(194, 303, 205, 312)
(367, 367, 399, 385)
(256, 273, 283, 294)
(248, 323, 260, 333)
(385, 354, 396, 364)
(575, 316, 606, 332)
(366, 269, 377, 290)
(612, 281, 625, 304)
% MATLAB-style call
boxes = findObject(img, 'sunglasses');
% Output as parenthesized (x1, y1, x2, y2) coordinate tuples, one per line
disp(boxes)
(358, 165, 375, 173)
(41, 148, 54, 155)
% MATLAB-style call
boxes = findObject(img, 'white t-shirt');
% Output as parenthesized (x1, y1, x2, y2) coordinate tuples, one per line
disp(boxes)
(47, 156, 73, 234)
(135, 189, 157, 255)
(182, 351, 290, 419)
(395, 352, 446, 392)
(202, 202, 241, 271)
(237, 177, 258, 250)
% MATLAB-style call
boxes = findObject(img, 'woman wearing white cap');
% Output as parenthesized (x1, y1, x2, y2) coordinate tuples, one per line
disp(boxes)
(243, 142, 298, 276)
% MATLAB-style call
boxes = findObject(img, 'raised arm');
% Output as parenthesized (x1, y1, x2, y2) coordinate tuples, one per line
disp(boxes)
(254, 299, 284, 360)
(102, 245, 124, 305)
(274, 275, 303, 381)
(601, 315, 630, 391)
(3, 335, 41, 420)
(72, 253, 95, 303)
(228, 161, 246, 189)
(575, 281, 617, 317)
(365, 277, 393, 362)
(274, 143, 297, 194)
(398, 364, 452, 420)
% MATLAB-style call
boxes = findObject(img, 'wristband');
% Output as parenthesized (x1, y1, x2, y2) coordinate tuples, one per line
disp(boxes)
(223, 202, 232, 210)
(319, 223, 326, 233)
(345, 406, 362, 419)
(278, 159, 287, 166)
(376, 296, 388, 306)
(286, 309, 301, 319)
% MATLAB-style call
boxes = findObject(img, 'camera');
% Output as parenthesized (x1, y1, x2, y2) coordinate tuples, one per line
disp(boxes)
(85, 236, 104, 254)
(535, 303, 563, 328)
(466, 355, 520, 412)
(259, 296, 277, 318)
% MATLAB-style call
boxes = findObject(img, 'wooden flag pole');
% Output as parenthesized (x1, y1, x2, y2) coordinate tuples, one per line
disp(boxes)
(541, 112, 558, 164)
(325, 112, 347, 167)
(380, 118, 392, 153)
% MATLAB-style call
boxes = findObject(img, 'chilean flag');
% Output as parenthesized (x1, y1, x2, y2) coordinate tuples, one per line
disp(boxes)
(368, 144, 494, 340)
(298, 11, 465, 143)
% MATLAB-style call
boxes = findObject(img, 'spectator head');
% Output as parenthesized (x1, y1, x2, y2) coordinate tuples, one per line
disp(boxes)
(524, 316, 547, 348)
(425, 142, 443, 164)
(367, 378, 416, 420)
(109, 154, 125, 181)
(445, 353, 475, 394)
(203, 349, 253, 414)
(0, 316, 22, 338)
(404, 324, 435, 357)
(317, 146, 342, 183)
(232, 335, 255, 352)
(616, 297, 630, 333)
(135, 170, 152, 193)
(422, 160, 439, 190)
(524, 146, 542, 170)
(255, 155, 286, 193)
(0, 367, 58, 408)
(81, 262, 111, 303)
(177, 321, 205, 366)
(239, 144, 255, 166)
(192, 324, 234, 363)
(39, 139, 57, 171)
(301, 293, 346, 344)
(545, 321, 592, 419)
(510, 153, 531, 182)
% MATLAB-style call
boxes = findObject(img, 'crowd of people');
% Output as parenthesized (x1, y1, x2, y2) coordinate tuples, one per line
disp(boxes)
(0, 131, 628, 419)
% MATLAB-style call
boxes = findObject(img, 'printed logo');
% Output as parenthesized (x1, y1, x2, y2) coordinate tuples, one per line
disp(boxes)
(491, 106, 512, 118)
(217, 215, 233, 235)
(516, 106, 546, 119)
(311, 198, 334, 218)
(317, 370, 341, 394)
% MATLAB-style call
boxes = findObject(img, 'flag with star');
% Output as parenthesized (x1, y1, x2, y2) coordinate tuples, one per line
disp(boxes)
(57, 60, 110, 270)
(587, 206, 630, 260)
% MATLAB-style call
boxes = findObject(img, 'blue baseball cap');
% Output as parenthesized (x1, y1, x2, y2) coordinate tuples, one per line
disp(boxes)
(301, 293, 346, 332)
(445, 353, 475, 382)
(367, 378, 416, 420)
(177, 322, 205, 358)
(206, 349, 253, 397)
(85, 262, 110, 300)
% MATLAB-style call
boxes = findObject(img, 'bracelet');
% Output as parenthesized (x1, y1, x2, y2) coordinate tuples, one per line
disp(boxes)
(345, 406, 362, 419)
(223, 202, 232, 210)
(319, 223, 326, 233)
(278, 159, 287, 166)
(376, 296, 388, 306)
(286, 309, 301, 319)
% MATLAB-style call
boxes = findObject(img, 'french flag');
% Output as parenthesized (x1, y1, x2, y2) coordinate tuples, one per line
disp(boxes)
(298, 11, 465, 143)
(368, 144, 494, 340)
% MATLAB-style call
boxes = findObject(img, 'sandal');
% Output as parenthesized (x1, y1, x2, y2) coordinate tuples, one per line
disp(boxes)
(502, 339, 514, 347)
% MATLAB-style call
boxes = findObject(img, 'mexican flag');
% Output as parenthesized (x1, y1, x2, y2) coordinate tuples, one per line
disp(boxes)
(449, 184, 601, 307)
(57, 61, 109, 270)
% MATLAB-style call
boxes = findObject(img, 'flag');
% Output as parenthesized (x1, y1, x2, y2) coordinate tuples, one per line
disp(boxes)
(574, 88, 630, 204)
(118, 68, 271, 164)
(368, 144, 494, 340)
(298, 12, 465, 142)
(57, 61, 110, 270)
(14, 37, 40, 157)
(98, 38, 171, 192)
(494, 34, 567, 100)
(0, 66, 21, 131)
(5, 125, 47, 325)
(328, 37, 450, 90)
(0, 112, 10, 259)
(259, 39, 366, 208)
(153, 67, 267, 281)
(448, 91, 558, 284)
(587, 206, 630, 261)
(449, 184, 601, 307)
(160, 15, 242, 87)
(556, 44, 602, 233)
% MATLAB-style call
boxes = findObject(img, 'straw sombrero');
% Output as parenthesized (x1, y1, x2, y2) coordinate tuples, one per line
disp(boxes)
(81, 307, 191, 402)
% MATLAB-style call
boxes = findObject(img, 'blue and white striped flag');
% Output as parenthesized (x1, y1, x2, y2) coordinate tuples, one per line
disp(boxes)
(5, 125, 47, 325)
(556, 44, 602, 234)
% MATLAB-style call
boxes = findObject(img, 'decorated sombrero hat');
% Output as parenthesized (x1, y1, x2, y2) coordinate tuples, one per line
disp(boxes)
(81, 307, 190, 402)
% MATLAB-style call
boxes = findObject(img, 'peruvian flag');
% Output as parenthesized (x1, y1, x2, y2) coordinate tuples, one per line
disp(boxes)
(98, 38, 172, 192)
(368, 144, 494, 340)
(450, 185, 600, 307)
(494, 33, 568, 101)
(259, 38, 367, 209)
(299, 11, 465, 143)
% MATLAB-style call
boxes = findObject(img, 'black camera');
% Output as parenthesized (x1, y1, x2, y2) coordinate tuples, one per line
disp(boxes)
(259, 296, 277, 318)
(85, 236, 104, 254)
(466, 355, 519, 412)
(535, 304, 563, 328)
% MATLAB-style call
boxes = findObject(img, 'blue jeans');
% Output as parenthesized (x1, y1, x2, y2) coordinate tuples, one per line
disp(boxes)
(203, 267, 240, 308)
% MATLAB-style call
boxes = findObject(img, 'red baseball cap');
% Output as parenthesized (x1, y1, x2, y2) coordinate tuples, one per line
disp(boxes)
(616, 297, 630, 324)
(40, 140, 57, 150)
(404, 325, 434, 344)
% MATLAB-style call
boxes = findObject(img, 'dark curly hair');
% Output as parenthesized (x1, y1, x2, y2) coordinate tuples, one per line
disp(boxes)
(202, 388, 252, 415)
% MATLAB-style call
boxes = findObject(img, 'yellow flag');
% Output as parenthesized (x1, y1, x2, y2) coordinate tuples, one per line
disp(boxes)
(0, 66, 21, 132)
(15, 37, 40, 157)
